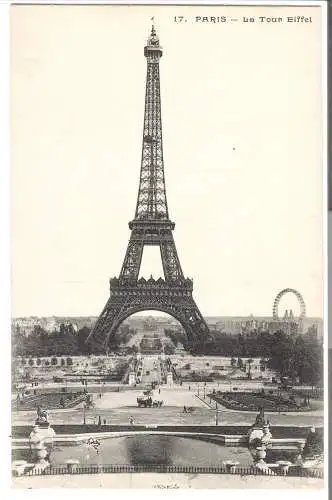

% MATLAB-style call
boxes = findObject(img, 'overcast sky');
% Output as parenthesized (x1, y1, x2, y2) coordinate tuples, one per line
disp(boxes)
(11, 4, 324, 319)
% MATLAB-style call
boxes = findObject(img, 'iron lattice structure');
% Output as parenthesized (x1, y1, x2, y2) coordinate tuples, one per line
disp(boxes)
(87, 27, 210, 351)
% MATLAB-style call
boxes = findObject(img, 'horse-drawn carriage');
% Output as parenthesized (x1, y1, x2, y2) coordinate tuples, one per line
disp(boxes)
(152, 400, 163, 408)
(137, 396, 153, 407)
(137, 396, 163, 408)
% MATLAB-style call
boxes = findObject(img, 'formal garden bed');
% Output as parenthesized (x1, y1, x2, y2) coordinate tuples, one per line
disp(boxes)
(208, 391, 318, 412)
(12, 391, 87, 411)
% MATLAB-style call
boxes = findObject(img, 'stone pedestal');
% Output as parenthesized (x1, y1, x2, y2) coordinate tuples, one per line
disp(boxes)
(167, 372, 173, 386)
(29, 423, 56, 464)
(66, 459, 80, 473)
(12, 460, 28, 477)
(276, 461, 292, 475)
(255, 446, 267, 461)
(261, 427, 272, 447)
(223, 461, 240, 473)
(128, 371, 136, 386)
(248, 427, 264, 446)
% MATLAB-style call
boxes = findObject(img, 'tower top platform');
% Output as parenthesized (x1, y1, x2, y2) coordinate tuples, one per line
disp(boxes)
(144, 25, 162, 59)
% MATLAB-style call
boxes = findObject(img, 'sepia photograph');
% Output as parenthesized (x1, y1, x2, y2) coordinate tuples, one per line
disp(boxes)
(8, 0, 327, 491)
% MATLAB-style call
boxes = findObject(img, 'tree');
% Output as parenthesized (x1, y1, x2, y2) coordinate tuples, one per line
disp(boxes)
(164, 344, 175, 355)
(303, 429, 323, 458)
(51, 357, 58, 366)
(36, 358, 41, 366)
(230, 358, 236, 367)
(77, 327, 91, 355)
(28, 359, 34, 366)
(237, 357, 243, 369)
(267, 331, 323, 385)
(259, 358, 267, 372)
(66, 357, 73, 366)
(247, 358, 253, 379)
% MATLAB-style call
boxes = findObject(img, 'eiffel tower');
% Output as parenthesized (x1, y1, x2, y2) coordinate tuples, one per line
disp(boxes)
(87, 26, 210, 352)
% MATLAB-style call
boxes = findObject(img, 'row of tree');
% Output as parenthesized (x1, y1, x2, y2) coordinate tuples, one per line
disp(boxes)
(13, 323, 143, 358)
(201, 330, 323, 385)
(12, 324, 323, 385)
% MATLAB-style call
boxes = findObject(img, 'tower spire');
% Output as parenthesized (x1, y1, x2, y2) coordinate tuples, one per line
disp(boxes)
(134, 24, 166, 222)
(151, 16, 155, 31)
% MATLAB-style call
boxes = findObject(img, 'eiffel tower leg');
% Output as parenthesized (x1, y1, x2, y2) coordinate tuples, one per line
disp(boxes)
(87, 294, 128, 348)
(182, 300, 211, 353)
(160, 233, 184, 281)
(119, 235, 144, 281)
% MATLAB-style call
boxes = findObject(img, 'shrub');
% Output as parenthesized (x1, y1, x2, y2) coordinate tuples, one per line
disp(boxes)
(36, 358, 41, 366)
(51, 357, 58, 366)
(303, 431, 324, 458)
(67, 357, 73, 366)
(28, 359, 34, 366)
(45, 360, 50, 366)
(61, 359, 66, 366)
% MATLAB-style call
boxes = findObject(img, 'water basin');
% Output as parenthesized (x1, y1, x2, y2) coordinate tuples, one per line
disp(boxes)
(50, 435, 253, 467)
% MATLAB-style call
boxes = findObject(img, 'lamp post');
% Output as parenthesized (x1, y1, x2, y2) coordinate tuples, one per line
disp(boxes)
(203, 384, 206, 399)
(198, 384, 200, 397)
(215, 401, 219, 426)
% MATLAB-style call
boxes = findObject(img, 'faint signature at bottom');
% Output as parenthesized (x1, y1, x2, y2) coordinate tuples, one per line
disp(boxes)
(153, 484, 181, 489)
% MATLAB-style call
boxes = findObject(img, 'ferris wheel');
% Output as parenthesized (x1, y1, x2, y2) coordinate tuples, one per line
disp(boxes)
(272, 288, 306, 320)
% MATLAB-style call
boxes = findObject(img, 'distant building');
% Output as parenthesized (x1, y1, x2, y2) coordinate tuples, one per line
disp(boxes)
(206, 315, 323, 338)
(12, 317, 78, 336)
(12, 314, 323, 339)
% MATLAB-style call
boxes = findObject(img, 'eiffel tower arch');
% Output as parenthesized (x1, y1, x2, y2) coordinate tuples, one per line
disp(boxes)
(87, 26, 210, 352)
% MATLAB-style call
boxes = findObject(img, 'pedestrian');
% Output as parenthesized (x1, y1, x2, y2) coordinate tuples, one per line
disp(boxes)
(158, 388, 161, 394)
(129, 416, 134, 425)
(189, 386, 191, 391)
(98, 415, 102, 427)
(103, 418, 106, 425)
(183, 405, 187, 413)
